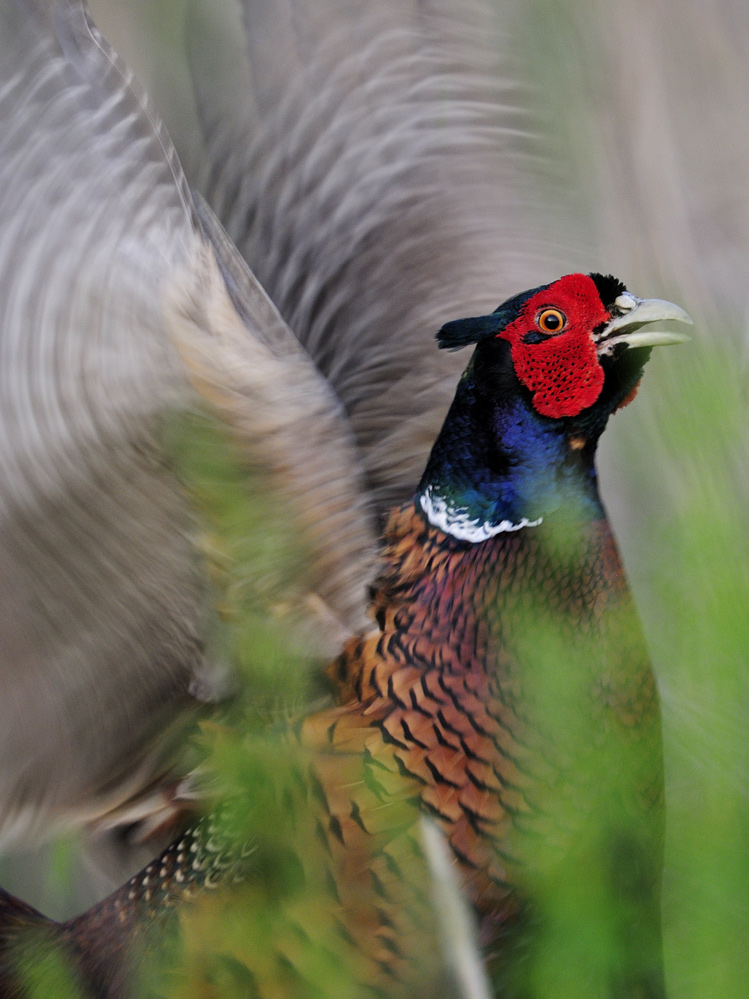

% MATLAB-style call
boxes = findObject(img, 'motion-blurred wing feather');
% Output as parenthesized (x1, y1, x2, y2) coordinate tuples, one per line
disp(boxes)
(0, 0, 205, 842)
(166, 197, 377, 638)
(187, 0, 590, 516)
(0, 0, 375, 846)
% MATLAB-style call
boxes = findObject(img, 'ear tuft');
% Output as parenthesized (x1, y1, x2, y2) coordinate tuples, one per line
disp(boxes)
(436, 314, 503, 350)
(437, 284, 546, 351)
(588, 273, 626, 305)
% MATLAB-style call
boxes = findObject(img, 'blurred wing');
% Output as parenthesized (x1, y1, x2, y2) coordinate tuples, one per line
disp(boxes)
(0, 0, 374, 846)
(166, 197, 377, 638)
(186, 0, 593, 517)
(0, 0, 204, 843)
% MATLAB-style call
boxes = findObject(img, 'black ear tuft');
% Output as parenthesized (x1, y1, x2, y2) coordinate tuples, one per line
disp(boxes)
(436, 314, 503, 350)
(589, 273, 627, 307)
(436, 284, 547, 350)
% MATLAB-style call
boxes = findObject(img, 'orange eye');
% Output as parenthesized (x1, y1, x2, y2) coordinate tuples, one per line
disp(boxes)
(536, 308, 566, 334)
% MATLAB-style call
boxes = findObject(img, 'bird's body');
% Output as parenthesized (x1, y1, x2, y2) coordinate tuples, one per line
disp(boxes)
(0, 273, 689, 998)
(0, 519, 664, 997)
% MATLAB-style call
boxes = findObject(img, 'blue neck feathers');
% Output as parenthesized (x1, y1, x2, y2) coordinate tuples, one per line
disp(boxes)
(417, 340, 605, 542)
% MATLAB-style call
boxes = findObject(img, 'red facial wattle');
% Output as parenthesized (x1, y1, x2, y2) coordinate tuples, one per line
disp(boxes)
(497, 273, 610, 419)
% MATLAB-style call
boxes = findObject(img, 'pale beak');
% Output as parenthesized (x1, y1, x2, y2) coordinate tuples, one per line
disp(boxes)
(595, 293, 693, 356)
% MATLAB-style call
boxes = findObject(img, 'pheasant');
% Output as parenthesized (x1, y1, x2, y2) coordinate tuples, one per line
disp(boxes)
(0, 272, 691, 998)
(0, 0, 707, 883)
(0, 0, 692, 993)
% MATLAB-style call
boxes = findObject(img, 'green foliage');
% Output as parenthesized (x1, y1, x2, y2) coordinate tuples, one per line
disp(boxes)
(626, 337, 749, 998)
(13, 934, 83, 999)
(147, 412, 380, 997)
(166, 406, 323, 725)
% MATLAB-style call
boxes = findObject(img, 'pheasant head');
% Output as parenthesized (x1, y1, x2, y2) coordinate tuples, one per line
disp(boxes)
(418, 273, 691, 541)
